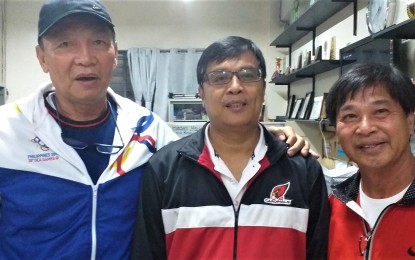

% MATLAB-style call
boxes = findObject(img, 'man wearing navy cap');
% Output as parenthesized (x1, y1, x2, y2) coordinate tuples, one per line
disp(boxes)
(0, 0, 313, 259)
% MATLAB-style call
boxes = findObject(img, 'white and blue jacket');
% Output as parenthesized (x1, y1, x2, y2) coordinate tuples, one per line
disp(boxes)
(0, 83, 178, 259)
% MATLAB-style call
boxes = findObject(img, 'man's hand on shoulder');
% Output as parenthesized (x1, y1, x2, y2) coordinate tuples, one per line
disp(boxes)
(267, 125, 320, 158)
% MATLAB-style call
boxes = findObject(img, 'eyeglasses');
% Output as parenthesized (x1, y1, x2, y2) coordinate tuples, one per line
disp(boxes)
(56, 100, 125, 154)
(204, 68, 262, 85)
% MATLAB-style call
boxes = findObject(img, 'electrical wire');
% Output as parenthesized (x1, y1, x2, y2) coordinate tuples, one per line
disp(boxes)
(318, 119, 329, 158)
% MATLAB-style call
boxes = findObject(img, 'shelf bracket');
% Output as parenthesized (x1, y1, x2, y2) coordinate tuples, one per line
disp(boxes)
(353, 0, 357, 35)
(333, 0, 357, 35)
(297, 27, 315, 55)
(294, 75, 315, 94)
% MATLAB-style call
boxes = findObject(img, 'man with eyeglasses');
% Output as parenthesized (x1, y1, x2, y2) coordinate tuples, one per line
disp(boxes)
(326, 63, 415, 259)
(0, 1, 315, 259)
(131, 36, 329, 260)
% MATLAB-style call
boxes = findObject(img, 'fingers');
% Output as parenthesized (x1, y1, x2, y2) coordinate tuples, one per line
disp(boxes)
(286, 134, 305, 157)
(266, 125, 320, 158)
(306, 148, 320, 159)
(267, 126, 291, 142)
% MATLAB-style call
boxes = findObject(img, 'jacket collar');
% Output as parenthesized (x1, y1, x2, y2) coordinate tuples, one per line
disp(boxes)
(177, 122, 289, 164)
(333, 171, 415, 205)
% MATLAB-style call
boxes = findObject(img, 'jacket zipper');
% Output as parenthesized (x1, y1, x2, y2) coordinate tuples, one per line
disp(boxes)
(363, 203, 398, 260)
(179, 151, 250, 260)
(91, 185, 99, 260)
(233, 206, 241, 260)
(361, 221, 371, 260)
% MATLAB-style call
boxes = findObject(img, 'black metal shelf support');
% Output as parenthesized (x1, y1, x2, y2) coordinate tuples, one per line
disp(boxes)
(270, 0, 355, 47)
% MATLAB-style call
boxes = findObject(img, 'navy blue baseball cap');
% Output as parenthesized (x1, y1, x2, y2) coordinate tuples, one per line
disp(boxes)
(38, 0, 114, 39)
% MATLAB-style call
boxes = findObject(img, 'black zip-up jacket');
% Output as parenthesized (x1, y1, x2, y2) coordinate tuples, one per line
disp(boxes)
(131, 123, 329, 260)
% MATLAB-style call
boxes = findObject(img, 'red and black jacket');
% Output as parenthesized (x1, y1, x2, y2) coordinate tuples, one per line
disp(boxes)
(329, 173, 415, 259)
(132, 123, 329, 260)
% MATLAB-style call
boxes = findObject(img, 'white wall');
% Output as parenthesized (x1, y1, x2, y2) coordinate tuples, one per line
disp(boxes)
(4, 0, 287, 119)
(5, 0, 411, 121)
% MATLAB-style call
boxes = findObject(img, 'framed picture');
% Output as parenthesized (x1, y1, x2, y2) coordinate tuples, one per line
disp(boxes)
(298, 92, 313, 119)
(285, 94, 296, 118)
(309, 95, 325, 120)
(291, 98, 304, 119)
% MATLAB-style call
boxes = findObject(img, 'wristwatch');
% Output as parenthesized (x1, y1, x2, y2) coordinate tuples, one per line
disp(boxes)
(366, 0, 396, 34)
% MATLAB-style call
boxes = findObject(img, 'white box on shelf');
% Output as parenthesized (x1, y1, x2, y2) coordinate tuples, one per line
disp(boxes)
(169, 98, 208, 122)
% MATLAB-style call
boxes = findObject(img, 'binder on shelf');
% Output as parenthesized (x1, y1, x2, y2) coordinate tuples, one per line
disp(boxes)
(286, 94, 296, 118)
(298, 92, 313, 119)
(309, 94, 325, 120)
(291, 98, 304, 119)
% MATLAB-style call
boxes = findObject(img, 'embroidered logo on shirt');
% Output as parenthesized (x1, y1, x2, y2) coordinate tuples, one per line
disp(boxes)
(264, 182, 292, 205)
(408, 247, 415, 257)
(28, 136, 59, 163)
(31, 136, 49, 151)
(27, 152, 60, 163)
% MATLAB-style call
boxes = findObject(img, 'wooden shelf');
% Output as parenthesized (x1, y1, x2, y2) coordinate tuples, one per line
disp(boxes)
(290, 118, 331, 124)
(286, 119, 334, 131)
(270, 60, 340, 85)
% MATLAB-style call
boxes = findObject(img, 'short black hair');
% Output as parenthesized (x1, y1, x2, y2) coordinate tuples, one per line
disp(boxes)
(196, 36, 266, 86)
(325, 62, 415, 125)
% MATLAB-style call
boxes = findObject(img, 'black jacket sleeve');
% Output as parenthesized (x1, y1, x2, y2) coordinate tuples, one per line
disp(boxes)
(305, 157, 329, 260)
(130, 162, 167, 260)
